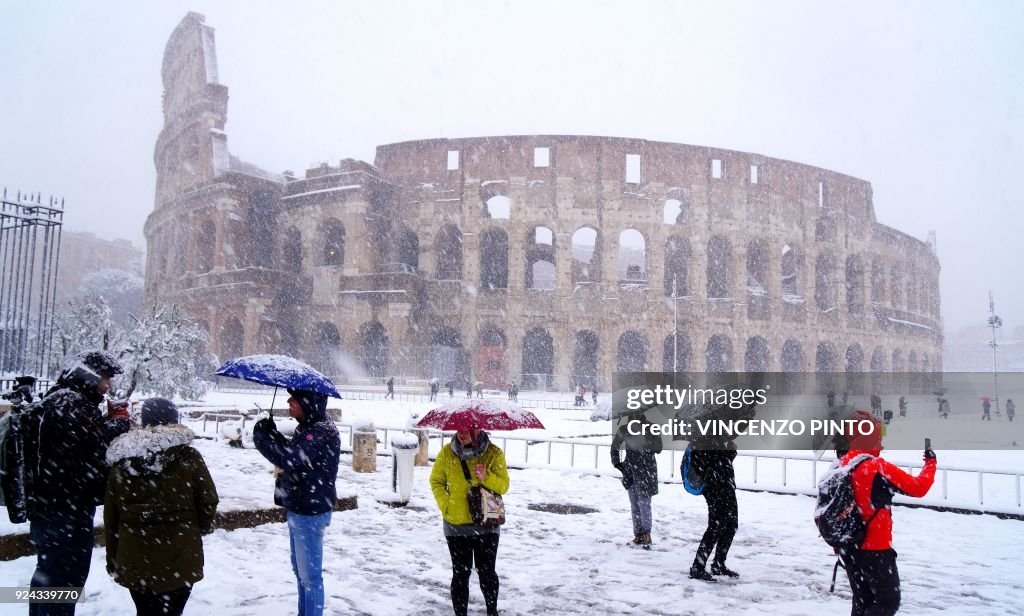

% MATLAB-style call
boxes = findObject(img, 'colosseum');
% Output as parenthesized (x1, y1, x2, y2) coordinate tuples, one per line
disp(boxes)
(144, 13, 942, 392)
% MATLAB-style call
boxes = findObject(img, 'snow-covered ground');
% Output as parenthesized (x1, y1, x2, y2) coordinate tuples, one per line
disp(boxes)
(1, 391, 1023, 614)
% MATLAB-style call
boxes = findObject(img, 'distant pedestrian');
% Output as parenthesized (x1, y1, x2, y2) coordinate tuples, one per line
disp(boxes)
(447, 381, 455, 399)
(1007, 399, 1015, 422)
(510, 382, 518, 402)
(430, 381, 439, 402)
(982, 399, 991, 421)
(870, 393, 882, 417)
(467, 380, 474, 399)
(591, 387, 598, 406)
(883, 409, 893, 425)
(827, 390, 836, 409)
(386, 377, 395, 400)
(611, 411, 662, 548)
(938, 398, 950, 420)
(898, 396, 908, 418)
(475, 381, 484, 398)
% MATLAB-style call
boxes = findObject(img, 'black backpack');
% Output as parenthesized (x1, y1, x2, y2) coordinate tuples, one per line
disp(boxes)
(814, 454, 880, 550)
(0, 400, 44, 523)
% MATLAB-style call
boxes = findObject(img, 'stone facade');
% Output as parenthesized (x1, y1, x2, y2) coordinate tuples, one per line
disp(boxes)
(144, 13, 942, 391)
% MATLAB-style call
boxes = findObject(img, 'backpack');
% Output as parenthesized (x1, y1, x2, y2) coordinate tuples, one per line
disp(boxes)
(814, 454, 880, 550)
(680, 443, 704, 495)
(0, 400, 44, 523)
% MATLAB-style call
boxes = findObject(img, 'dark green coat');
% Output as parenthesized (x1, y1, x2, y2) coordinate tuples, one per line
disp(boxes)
(103, 425, 218, 593)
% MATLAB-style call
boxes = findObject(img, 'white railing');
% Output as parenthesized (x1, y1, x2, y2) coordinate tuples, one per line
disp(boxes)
(186, 414, 1023, 516)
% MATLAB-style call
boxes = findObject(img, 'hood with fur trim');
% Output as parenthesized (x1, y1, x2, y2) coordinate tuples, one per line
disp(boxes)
(106, 424, 196, 474)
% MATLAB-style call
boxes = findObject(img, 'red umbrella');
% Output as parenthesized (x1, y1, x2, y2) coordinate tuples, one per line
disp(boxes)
(415, 399, 544, 431)
(980, 396, 993, 402)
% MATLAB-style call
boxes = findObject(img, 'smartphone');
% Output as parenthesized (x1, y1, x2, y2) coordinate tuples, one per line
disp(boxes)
(924, 437, 932, 451)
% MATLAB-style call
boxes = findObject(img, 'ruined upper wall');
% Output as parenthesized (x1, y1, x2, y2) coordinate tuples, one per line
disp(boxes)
(374, 135, 878, 222)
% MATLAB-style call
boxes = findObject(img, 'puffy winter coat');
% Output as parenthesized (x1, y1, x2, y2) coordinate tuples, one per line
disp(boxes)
(31, 384, 129, 518)
(253, 410, 340, 515)
(842, 449, 936, 550)
(104, 425, 218, 593)
(610, 426, 662, 496)
(429, 442, 509, 526)
(690, 442, 737, 491)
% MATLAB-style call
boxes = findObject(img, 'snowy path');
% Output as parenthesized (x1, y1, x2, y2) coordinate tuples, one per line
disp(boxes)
(1, 435, 1023, 615)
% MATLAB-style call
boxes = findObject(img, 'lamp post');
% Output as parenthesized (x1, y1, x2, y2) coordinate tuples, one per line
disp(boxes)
(672, 275, 679, 372)
(988, 291, 1002, 414)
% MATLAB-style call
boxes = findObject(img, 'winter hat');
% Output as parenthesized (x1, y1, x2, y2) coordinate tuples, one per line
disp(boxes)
(846, 410, 883, 453)
(287, 388, 328, 418)
(141, 397, 179, 427)
(77, 350, 124, 377)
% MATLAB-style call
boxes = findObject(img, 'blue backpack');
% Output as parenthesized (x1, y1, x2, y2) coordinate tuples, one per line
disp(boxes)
(681, 443, 704, 495)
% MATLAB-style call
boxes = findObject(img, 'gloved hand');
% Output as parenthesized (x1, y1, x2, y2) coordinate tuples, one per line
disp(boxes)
(254, 410, 272, 423)
(923, 448, 937, 461)
(254, 417, 277, 434)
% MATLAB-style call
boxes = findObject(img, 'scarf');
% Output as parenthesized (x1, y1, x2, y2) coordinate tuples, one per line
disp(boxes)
(451, 430, 491, 461)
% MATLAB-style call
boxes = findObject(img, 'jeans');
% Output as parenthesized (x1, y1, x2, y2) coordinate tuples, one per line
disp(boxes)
(627, 486, 652, 536)
(29, 508, 96, 616)
(446, 534, 500, 616)
(287, 510, 332, 616)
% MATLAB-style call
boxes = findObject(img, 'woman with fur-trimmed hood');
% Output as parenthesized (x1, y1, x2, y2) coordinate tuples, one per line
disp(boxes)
(104, 398, 218, 616)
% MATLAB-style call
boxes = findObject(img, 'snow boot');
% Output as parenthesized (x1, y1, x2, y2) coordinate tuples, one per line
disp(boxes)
(710, 562, 740, 578)
(689, 566, 715, 581)
(639, 533, 652, 550)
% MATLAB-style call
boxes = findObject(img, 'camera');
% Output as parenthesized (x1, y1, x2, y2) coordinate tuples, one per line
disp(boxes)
(2, 375, 37, 406)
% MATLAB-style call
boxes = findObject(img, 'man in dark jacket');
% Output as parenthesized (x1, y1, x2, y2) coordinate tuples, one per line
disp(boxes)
(688, 434, 740, 581)
(29, 350, 131, 616)
(253, 388, 340, 616)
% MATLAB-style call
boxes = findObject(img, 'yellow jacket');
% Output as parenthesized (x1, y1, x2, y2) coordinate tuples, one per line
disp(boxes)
(429, 442, 510, 525)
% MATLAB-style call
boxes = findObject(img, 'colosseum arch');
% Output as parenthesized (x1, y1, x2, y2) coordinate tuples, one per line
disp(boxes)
(521, 327, 554, 390)
(435, 224, 463, 280)
(431, 326, 467, 384)
(478, 325, 507, 387)
(480, 228, 509, 289)
(664, 236, 689, 297)
(744, 336, 770, 372)
(525, 226, 556, 291)
(705, 334, 733, 372)
(906, 269, 919, 312)
(398, 229, 419, 272)
(746, 240, 769, 296)
(816, 342, 837, 373)
(281, 226, 303, 273)
(870, 346, 887, 393)
(908, 350, 920, 393)
(483, 194, 511, 220)
(846, 342, 865, 393)
(707, 236, 732, 299)
(846, 255, 865, 314)
(359, 321, 389, 378)
(890, 265, 904, 309)
(780, 338, 805, 393)
(815, 253, 838, 311)
(571, 227, 601, 285)
(572, 330, 599, 387)
(226, 217, 248, 269)
(618, 229, 647, 284)
(218, 316, 243, 362)
(663, 331, 692, 372)
(311, 322, 342, 375)
(871, 259, 886, 305)
(616, 330, 647, 372)
(195, 220, 216, 273)
(781, 244, 801, 298)
(319, 218, 345, 267)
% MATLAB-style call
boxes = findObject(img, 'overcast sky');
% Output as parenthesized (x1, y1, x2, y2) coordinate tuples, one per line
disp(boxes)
(1, 0, 1021, 333)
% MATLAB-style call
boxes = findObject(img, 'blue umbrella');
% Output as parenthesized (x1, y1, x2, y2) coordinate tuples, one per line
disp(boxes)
(214, 354, 342, 398)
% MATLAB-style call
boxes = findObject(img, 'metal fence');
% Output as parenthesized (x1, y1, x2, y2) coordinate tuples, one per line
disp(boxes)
(186, 412, 1022, 517)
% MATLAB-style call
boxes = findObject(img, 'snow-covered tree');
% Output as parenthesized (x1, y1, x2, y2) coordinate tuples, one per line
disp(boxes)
(116, 304, 216, 399)
(49, 296, 215, 400)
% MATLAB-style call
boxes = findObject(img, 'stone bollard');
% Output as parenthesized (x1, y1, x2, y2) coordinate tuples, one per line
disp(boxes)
(413, 428, 430, 466)
(352, 420, 377, 473)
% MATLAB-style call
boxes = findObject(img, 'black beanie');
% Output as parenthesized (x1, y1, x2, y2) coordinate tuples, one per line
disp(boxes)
(141, 397, 179, 427)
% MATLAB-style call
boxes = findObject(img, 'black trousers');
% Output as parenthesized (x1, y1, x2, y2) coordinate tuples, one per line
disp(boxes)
(839, 548, 901, 616)
(129, 587, 192, 616)
(446, 534, 499, 616)
(29, 509, 95, 616)
(694, 485, 738, 569)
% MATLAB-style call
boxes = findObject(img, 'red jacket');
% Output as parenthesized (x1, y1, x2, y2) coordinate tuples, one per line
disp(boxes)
(841, 450, 936, 550)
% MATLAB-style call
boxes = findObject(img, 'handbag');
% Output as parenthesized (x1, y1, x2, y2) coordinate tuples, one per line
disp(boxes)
(460, 459, 505, 527)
